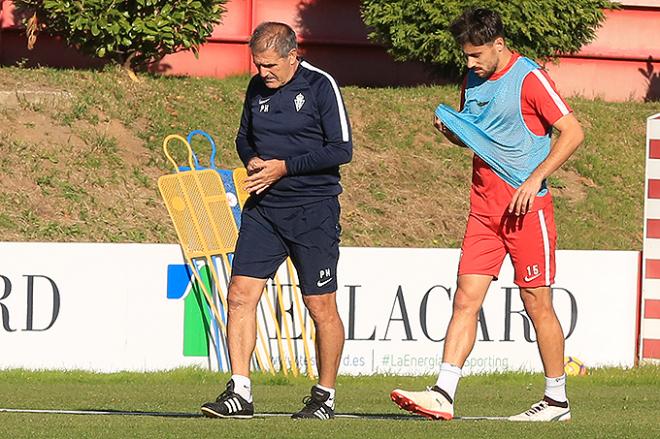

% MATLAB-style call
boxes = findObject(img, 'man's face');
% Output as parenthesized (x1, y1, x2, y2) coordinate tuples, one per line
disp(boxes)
(462, 37, 504, 78)
(252, 47, 298, 89)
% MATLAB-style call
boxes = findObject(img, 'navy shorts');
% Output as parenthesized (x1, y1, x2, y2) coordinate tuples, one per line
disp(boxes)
(231, 197, 341, 295)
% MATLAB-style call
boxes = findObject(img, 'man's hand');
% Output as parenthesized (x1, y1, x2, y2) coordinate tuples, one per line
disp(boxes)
(508, 174, 544, 216)
(244, 159, 287, 194)
(433, 116, 465, 147)
(246, 157, 266, 175)
(508, 113, 584, 216)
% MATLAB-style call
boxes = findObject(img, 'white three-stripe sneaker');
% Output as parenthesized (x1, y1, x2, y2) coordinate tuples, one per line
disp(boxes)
(201, 380, 254, 419)
(291, 385, 335, 420)
(508, 400, 571, 422)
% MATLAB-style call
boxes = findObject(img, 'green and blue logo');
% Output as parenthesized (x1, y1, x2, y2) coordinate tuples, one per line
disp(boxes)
(167, 263, 228, 370)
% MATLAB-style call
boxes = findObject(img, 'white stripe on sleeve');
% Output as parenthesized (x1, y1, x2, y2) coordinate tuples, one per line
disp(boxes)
(531, 69, 570, 116)
(301, 60, 350, 142)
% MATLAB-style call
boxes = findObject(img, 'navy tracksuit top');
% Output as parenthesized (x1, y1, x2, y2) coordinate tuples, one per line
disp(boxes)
(235, 59, 353, 207)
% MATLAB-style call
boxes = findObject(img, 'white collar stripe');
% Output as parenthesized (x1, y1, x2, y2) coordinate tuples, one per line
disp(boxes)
(531, 69, 570, 116)
(300, 60, 350, 142)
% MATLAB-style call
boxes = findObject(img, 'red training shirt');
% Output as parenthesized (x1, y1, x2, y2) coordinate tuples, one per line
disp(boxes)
(459, 53, 572, 216)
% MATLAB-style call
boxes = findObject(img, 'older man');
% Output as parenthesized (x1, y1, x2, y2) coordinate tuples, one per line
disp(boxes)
(201, 21, 352, 420)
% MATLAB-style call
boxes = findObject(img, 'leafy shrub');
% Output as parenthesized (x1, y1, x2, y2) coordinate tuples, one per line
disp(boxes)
(361, 0, 615, 74)
(14, 0, 228, 69)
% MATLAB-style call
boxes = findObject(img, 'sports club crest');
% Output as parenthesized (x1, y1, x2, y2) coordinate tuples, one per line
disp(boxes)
(294, 93, 305, 112)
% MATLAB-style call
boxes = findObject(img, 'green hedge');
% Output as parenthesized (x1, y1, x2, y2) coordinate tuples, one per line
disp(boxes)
(361, 0, 614, 74)
(15, 0, 228, 69)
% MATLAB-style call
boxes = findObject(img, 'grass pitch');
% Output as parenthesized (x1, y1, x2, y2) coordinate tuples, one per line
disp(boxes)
(0, 367, 658, 438)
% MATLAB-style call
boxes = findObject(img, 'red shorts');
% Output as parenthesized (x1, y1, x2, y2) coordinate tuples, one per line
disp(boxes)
(458, 204, 557, 288)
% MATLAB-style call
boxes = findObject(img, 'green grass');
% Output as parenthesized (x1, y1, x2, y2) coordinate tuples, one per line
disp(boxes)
(0, 367, 658, 438)
(0, 65, 659, 248)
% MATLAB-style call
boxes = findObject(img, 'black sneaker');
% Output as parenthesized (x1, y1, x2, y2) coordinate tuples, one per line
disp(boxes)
(291, 385, 335, 420)
(201, 380, 254, 419)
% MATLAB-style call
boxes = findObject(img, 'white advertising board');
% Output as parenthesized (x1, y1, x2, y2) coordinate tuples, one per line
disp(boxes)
(0, 243, 207, 372)
(0, 243, 639, 374)
(336, 248, 639, 375)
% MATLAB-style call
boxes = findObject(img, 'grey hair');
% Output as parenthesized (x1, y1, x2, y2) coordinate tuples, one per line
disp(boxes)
(249, 22, 297, 57)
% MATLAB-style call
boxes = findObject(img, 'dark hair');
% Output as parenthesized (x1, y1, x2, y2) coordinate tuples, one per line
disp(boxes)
(249, 22, 297, 57)
(449, 8, 504, 46)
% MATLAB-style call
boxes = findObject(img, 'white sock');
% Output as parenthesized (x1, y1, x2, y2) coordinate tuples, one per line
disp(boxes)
(316, 384, 335, 409)
(544, 374, 567, 403)
(435, 363, 462, 401)
(231, 374, 252, 403)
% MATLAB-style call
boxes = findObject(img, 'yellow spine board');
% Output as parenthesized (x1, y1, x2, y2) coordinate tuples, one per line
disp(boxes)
(160, 146, 318, 378)
(159, 137, 273, 373)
